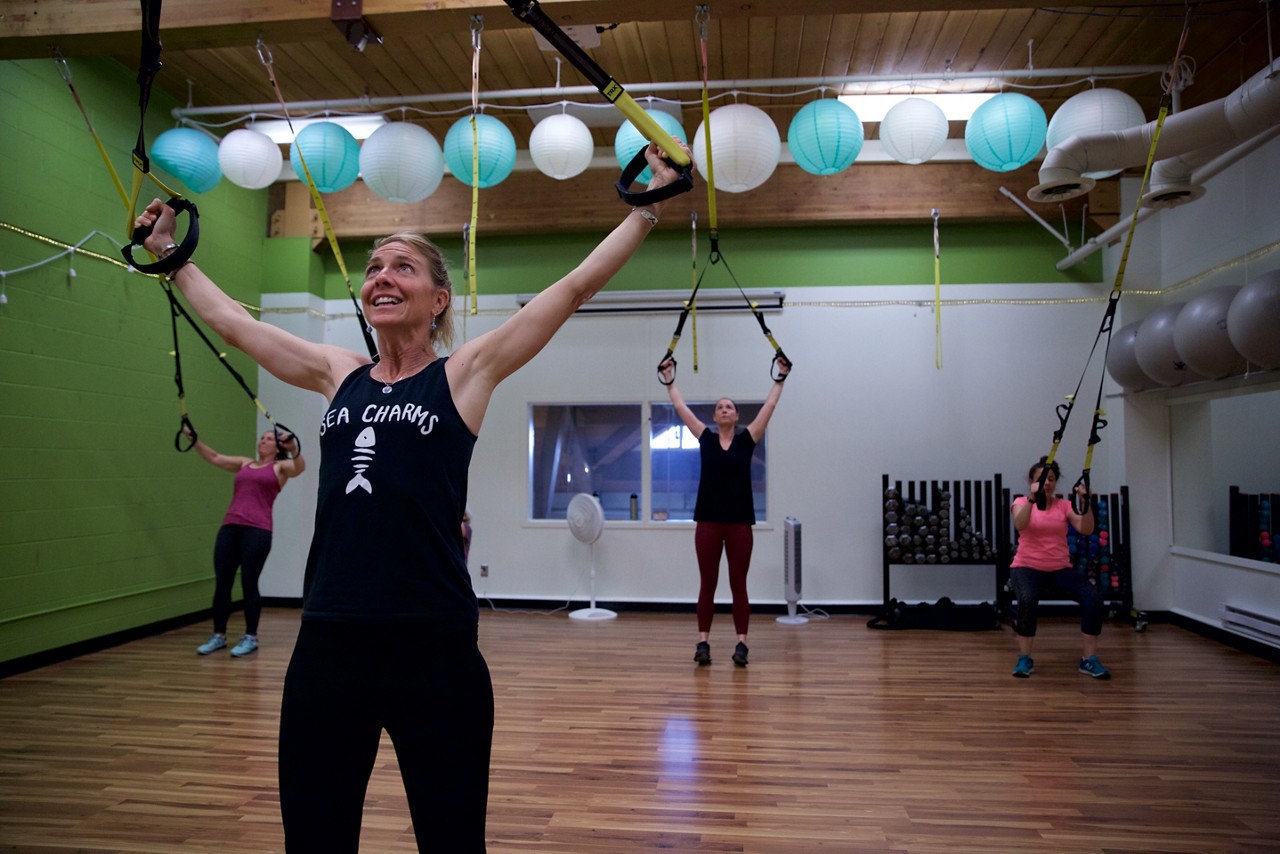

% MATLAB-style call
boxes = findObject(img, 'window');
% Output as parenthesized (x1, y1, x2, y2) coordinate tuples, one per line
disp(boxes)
(529, 401, 770, 522)
(530, 404, 642, 521)
(650, 401, 768, 522)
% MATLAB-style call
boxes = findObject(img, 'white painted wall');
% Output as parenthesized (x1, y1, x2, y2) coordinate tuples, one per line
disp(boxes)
(254, 134, 1280, 637)
(1109, 133, 1280, 637)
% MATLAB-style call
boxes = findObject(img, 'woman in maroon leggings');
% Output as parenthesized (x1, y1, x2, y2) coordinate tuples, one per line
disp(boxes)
(660, 358, 790, 667)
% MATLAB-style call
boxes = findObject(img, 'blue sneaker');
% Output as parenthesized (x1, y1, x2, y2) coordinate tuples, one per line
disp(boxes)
(230, 635, 259, 657)
(197, 634, 226, 655)
(1078, 655, 1110, 679)
(1012, 655, 1034, 678)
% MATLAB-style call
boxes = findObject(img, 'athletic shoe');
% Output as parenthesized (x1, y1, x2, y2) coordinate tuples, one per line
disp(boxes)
(197, 634, 226, 655)
(732, 641, 749, 667)
(1012, 654, 1034, 678)
(1078, 655, 1111, 679)
(693, 641, 711, 666)
(230, 635, 259, 658)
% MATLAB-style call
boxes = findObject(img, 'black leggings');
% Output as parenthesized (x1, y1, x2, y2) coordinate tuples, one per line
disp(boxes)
(211, 524, 272, 635)
(1009, 565, 1105, 638)
(278, 620, 494, 853)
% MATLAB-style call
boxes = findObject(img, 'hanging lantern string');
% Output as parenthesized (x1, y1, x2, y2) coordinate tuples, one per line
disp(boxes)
(256, 36, 378, 362)
(468, 15, 484, 317)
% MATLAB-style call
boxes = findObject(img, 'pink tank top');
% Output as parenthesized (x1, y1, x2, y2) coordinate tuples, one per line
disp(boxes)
(221, 463, 282, 531)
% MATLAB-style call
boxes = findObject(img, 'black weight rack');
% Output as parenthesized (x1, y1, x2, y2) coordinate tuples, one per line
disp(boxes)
(996, 485, 1147, 631)
(870, 473, 1008, 629)
(1229, 486, 1278, 563)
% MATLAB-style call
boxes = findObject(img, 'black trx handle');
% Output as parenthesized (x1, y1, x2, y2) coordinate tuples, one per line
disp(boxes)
(175, 415, 197, 452)
(616, 142, 696, 207)
(1071, 471, 1093, 516)
(505, 0, 694, 204)
(273, 422, 303, 460)
(123, 197, 199, 273)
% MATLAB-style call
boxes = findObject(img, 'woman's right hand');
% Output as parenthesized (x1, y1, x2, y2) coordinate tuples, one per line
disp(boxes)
(658, 359, 675, 385)
(134, 198, 177, 257)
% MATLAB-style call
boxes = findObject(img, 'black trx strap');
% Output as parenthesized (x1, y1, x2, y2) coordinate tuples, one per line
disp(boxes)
(160, 280, 299, 456)
(1038, 103, 1175, 513)
(656, 5, 790, 386)
(120, 0, 199, 275)
(503, 0, 694, 205)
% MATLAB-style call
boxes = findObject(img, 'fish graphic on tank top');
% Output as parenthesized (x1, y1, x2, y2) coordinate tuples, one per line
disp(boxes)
(346, 426, 376, 494)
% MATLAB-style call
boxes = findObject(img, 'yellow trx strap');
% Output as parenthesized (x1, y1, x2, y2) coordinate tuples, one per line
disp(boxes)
(257, 38, 378, 362)
(933, 209, 942, 370)
(468, 16, 483, 316)
(53, 48, 131, 213)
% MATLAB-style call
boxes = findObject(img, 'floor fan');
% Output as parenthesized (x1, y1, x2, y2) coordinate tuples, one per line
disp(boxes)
(567, 493, 616, 621)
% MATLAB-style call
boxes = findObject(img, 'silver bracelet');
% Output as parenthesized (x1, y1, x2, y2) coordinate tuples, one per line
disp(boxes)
(161, 242, 180, 257)
(633, 208, 658, 226)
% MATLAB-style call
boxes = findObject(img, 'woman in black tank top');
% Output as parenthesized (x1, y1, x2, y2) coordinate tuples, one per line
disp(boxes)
(135, 140, 690, 853)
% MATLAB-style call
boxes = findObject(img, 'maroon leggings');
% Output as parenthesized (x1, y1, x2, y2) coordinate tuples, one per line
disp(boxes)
(694, 521, 754, 635)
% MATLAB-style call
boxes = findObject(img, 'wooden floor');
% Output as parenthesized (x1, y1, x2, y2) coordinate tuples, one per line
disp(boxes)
(2, 610, 1279, 853)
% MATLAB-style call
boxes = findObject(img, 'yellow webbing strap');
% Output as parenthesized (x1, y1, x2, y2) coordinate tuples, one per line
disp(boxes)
(257, 38, 377, 361)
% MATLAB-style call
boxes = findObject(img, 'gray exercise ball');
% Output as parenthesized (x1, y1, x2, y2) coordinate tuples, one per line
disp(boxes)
(1106, 321, 1152, 391)
(1227, 269, 1280, 369)
(1173, 285, 1246, 378)
(1135, 302, 1209, 386)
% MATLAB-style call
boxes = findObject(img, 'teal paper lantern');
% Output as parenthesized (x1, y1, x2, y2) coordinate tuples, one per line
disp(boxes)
(787, 99, 863, 175)
(614, 109, 687, 185)
(289, 121, 361, 193)
(444, 114, 517, 188)
(151, 127, 222, 193)
(964, 92, 1047, 173)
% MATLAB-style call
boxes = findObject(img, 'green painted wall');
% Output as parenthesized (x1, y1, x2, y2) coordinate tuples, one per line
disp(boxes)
(318, 219, 1099, 301)
(0, 53, 1101, 668)
(0, 57, 268, 665)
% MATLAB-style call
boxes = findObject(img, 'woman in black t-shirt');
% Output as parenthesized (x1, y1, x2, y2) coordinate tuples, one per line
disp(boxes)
(660, 357, 790, 667)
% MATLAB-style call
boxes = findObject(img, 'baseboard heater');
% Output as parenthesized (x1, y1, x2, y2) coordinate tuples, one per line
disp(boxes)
(1220, 604, 1280, 648)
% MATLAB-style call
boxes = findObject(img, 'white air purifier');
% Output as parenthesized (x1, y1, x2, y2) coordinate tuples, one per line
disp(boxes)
(777, 516, 808, 624)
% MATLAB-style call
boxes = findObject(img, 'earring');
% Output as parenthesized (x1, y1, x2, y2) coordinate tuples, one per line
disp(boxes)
(431, 319, 438, 330)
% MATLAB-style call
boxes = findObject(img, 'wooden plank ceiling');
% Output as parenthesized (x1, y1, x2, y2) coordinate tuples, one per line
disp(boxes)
(1, 0, 1272, 237)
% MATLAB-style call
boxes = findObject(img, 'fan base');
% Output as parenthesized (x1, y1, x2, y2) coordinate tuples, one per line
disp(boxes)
(776, 615, 809, 624)
(569, 607, 618, 621)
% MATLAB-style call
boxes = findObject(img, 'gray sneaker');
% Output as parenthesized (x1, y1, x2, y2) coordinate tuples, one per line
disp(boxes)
(230, 635, 259, 657)
(197, 634, 227, 655)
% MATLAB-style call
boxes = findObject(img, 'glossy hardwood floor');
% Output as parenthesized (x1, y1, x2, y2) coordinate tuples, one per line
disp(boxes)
(2, 610, 1279, 853)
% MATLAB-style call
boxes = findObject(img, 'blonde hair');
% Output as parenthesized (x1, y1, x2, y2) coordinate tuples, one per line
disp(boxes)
(370, 232, 455, 351)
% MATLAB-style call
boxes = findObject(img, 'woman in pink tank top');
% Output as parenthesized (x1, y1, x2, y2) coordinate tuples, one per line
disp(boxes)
(188, 428, 305, 657)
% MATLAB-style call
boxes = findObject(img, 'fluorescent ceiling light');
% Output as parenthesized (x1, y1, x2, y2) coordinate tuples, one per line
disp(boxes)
(245, 114, 387, 144)
(837, 92, 998, 123)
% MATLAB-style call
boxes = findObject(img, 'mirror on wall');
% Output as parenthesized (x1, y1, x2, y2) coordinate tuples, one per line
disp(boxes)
(1169, 387, 1280, 557)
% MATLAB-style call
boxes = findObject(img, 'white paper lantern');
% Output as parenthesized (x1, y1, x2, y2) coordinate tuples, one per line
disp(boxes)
(359, 122, 444, 203)
(1047, 88, 1146, 179)
(151, 127, 222, 193)
(692, 103, 781, 193)
(218, 128, 283, 190)
(529, 113, 594, 180)
(879, 97, 949, 165)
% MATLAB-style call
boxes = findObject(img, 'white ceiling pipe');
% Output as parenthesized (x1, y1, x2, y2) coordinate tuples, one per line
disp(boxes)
(1142, 138, 1237, 207)
(1030, 61, 1280, 203)
(171, 65, 1167, 120)
(1055, 124, 1280, 270)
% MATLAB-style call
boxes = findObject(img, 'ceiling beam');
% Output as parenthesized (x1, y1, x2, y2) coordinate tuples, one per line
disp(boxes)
(0, 0, 1205, 60)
